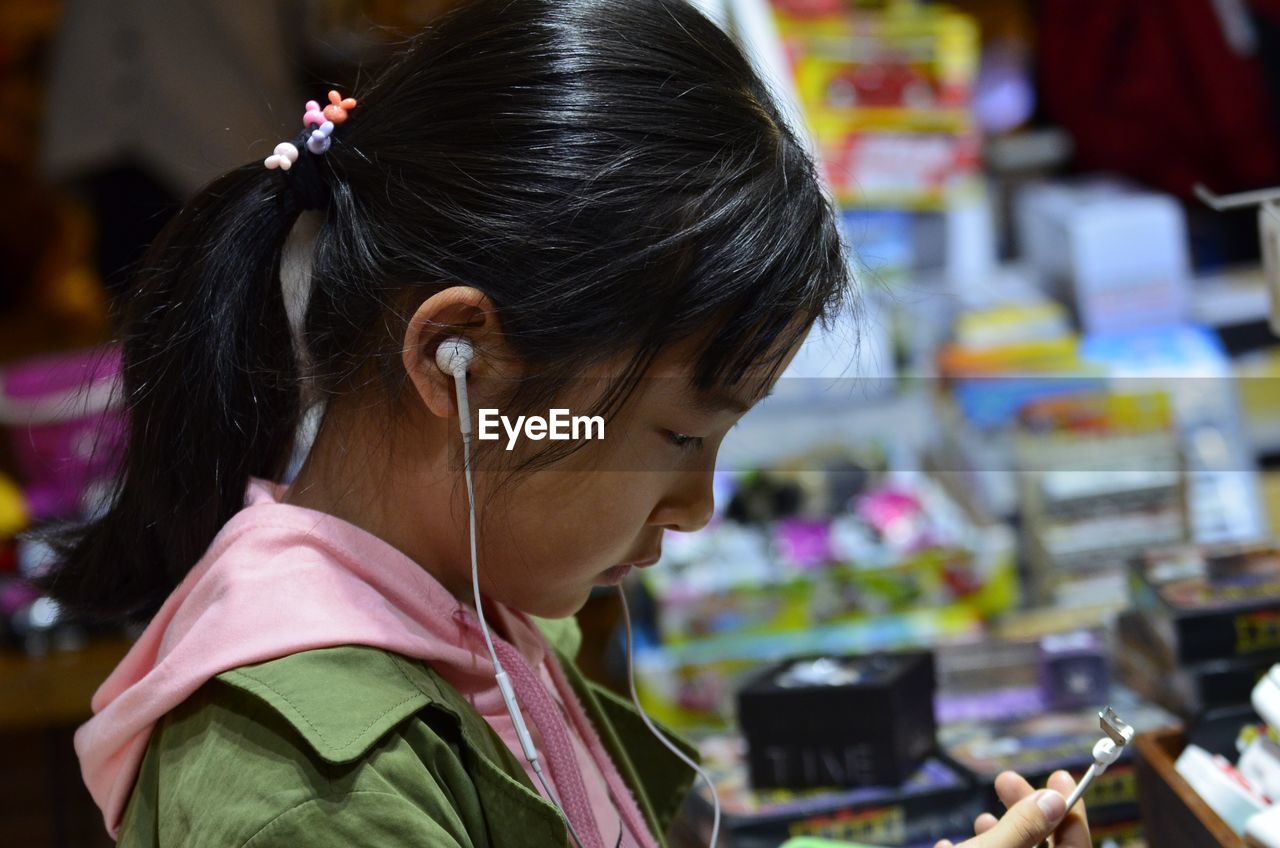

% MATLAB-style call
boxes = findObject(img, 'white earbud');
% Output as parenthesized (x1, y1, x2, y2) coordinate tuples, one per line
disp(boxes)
(435, 336, 475, 378)
(435, 337, 475, 436)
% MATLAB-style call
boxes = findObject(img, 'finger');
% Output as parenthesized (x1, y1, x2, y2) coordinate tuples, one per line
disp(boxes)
(1047, 770, 1091, 848)
(974, 812, 999, 835)
(968, 789, 1067, 848)
(994, 770, 1036, 810)
(934, 841, 955, 848)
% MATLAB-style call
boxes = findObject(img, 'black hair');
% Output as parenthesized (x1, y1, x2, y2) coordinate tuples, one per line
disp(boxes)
(27, 0, 855, 626)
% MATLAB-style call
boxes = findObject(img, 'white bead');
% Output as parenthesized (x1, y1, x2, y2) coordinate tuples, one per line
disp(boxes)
(264, 141, 300, 170)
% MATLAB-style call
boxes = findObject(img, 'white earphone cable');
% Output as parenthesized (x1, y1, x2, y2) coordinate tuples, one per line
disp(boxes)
(617, 584, 721, 848)
(453, 367, 587, 848)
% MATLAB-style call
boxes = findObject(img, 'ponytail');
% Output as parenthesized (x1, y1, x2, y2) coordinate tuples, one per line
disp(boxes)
(26, 165, 306, 625)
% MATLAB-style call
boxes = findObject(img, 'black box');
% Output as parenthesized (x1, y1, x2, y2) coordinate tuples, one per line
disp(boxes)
(736, 651, 936, 790)
(1116, 607, 1280, 717)
(1129, 541, 1280, 664)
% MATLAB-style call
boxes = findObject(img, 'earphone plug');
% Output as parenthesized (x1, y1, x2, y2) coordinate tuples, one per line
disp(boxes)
(1092, 737, 1121, 769)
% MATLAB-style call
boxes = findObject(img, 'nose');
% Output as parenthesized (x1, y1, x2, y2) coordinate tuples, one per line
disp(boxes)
(648, 467, 716, 534)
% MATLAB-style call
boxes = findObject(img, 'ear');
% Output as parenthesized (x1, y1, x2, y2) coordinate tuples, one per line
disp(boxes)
(401, 286, 515, 424)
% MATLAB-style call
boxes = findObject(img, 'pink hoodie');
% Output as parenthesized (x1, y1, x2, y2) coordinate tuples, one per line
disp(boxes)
(74, 475, 657, 847)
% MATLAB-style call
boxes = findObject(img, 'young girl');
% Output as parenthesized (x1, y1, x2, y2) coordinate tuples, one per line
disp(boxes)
(31, 2, 1090, 846)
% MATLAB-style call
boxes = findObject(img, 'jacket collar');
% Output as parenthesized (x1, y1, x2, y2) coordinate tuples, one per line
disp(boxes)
(386, 647, 700, 848)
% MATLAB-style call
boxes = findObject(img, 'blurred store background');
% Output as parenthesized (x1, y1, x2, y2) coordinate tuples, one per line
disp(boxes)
(7, 1, 1280, 846)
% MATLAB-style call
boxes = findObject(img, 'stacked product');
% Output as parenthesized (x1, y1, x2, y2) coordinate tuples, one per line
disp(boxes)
(932, 630, 1112, 727)
(1014, 390, 1189, 614)
(1013, 177, 1191, 336)
(1116, 541, 1280, 720)
(1078, 325, 1265, 545)
(930, 297, 1100, 521)
(634, 464, 1015, 730)
(768, 0, 981, 211)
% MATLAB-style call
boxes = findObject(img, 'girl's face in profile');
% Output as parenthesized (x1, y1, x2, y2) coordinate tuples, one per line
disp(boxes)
(285, 308, 809, 623)
(476, 327, 808, 619)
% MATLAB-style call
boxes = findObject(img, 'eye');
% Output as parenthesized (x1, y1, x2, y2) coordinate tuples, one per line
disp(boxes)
(664, 430, 705, 452)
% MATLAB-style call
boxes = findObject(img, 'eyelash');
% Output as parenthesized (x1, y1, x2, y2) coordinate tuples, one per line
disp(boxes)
(665, 430, 705, 452)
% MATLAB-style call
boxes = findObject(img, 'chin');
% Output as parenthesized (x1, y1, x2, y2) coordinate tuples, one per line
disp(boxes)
(520, 588, 593, 620)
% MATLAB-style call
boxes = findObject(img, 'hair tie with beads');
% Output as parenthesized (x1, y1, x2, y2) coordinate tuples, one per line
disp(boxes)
(264, 90, 358, 211)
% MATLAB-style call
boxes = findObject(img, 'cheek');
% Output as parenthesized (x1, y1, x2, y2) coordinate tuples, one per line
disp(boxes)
(579, 472, 655, 541)
(486, 471, 656, 578)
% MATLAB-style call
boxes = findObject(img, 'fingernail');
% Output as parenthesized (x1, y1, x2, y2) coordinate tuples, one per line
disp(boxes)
(1036, 789, 1066, 823)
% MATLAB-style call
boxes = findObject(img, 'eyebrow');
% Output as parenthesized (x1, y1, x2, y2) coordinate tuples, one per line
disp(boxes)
(690, 385, 774, 415)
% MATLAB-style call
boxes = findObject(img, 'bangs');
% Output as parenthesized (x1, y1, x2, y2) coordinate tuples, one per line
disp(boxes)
(674, 146, 853, 398)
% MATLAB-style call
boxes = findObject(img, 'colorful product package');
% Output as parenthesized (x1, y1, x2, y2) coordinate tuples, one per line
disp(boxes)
(769, 0, 981, 210)
(682, 732, 979, 848)
(0, 344, 126, 521)
(1130, 541, 1280, 664)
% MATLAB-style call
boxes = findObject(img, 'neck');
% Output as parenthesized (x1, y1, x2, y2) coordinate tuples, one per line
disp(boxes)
(281, 397, 476, 604)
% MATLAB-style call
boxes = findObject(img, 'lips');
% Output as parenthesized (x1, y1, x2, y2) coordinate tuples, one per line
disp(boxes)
(619, 553, 661, 568)
(598, 564, 632, 585)
(596, 552, 661, 587)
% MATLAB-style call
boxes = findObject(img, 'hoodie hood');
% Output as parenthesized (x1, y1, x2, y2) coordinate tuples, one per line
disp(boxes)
(75, 475, 547, 840)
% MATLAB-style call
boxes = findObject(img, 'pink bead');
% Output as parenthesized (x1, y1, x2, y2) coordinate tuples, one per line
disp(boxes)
(303, 100, 325, 128)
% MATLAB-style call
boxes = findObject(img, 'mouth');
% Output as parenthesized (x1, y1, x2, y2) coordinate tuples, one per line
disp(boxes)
(596, 552, 661, 586)
(597, 564, 633, 585)
(620, 554, 661, 568)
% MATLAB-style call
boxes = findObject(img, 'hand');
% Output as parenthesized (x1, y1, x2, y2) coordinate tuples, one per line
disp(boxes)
(933, 769, 1091, 848)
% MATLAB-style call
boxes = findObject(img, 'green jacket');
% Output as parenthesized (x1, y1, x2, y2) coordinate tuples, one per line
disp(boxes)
(115, 617, 700, 847)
